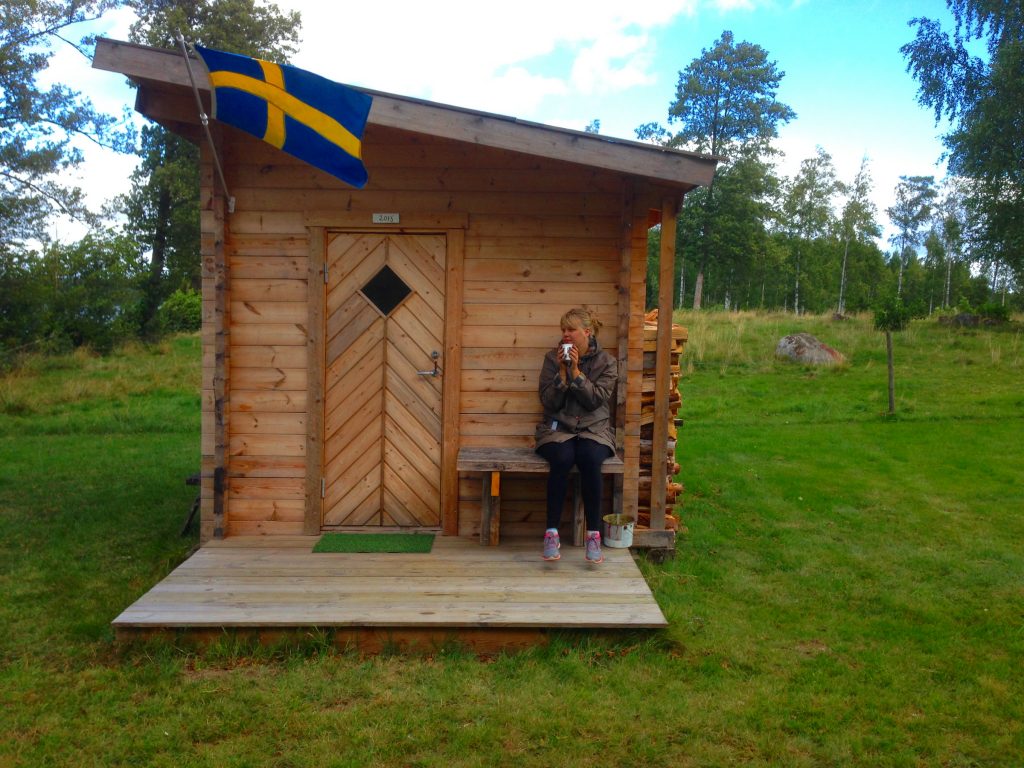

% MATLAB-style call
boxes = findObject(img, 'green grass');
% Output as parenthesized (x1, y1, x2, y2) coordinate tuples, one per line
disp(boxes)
(1, 318, 1022, 767)
(313, 532, 436, 553)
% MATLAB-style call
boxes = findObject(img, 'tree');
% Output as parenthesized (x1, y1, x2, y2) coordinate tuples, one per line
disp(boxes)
(935, 178, 968, 308)
(123, 0, 302, 334)
(902, 2, 1024, 282)
(646, 30, 795, 309)
(922, 227, 947, 313)
(0, 229, 145, 355)
(874, 294, 911, 416)
(839, 239, 889, 313)
(1, 0, 133, 256)
(780, 147, 839, 315)
(837, 155, 880, 315)
(35, 230, 147, 352)
(887, 175, 937, 295)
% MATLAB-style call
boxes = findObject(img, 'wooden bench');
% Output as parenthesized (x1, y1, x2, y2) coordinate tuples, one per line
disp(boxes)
(457, 446, 625, 546)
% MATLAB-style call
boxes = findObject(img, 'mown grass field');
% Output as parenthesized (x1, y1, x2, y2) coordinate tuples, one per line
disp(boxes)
(1, 314, 1022, 767)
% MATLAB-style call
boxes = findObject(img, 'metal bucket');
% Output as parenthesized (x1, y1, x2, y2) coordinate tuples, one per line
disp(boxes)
(602, 513, 635, 548)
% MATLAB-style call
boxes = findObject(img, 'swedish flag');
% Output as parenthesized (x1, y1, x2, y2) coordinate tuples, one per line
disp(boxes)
(196, 46, 372, 188)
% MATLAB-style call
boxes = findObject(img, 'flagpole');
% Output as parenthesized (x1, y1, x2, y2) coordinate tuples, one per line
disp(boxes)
(176, 32, 235, 214)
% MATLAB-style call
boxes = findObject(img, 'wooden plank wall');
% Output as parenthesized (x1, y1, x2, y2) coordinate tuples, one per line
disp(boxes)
(200, 124, 656, 540)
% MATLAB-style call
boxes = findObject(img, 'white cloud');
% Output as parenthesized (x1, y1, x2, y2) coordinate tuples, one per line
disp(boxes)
(570, 33, 656, 94)
(289, 0, 696, 117)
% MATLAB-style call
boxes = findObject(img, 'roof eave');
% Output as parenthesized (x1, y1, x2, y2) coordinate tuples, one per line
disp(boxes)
(92, 38, 718, 189)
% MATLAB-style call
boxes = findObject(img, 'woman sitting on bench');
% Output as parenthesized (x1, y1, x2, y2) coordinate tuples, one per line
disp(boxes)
(535, 307, 618, 564)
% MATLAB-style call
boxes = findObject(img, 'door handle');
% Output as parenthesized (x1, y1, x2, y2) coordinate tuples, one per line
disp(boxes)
(416, 351, 440, 377)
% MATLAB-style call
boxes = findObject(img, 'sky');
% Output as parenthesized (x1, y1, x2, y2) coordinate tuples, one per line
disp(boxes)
(48, 0, 957, 246)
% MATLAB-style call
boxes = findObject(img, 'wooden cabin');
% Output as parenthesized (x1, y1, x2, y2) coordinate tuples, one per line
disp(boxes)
(93, 39, 718, 553)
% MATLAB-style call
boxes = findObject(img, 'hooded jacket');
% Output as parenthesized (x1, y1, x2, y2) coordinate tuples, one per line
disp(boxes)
(534, 336, 617, 453)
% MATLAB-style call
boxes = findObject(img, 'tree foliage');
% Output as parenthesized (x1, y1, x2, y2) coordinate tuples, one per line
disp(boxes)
(0, 229, 145, 355)
(121, 0, 302, 334)
(780, 146, 840, 314)
(902, 1, 1024, 281)
(642, 30, 795, 310)
(887, 175, 938, 295)
(666, 30, 796, 157)
(1, 0, 134, 256)
(636, 13, 1022, 318)
(837, 155, 881, 315)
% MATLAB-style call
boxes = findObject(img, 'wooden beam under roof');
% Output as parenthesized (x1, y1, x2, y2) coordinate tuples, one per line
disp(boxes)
(92, 37, 718, 189)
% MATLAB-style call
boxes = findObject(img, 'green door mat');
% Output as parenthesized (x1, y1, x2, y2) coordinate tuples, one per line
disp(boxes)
(312, 533, 435, 553)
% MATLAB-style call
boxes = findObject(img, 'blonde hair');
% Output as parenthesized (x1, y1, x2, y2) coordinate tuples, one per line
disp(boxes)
(560, 307, 602, 337)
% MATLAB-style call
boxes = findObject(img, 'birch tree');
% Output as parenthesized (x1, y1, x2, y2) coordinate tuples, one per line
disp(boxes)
(781, 147, 839, 315)
(936, 179, 967, 308)
(837, 155, 880, 315)
(887, 175, 937, 296)
(903, 0, 1024, 284)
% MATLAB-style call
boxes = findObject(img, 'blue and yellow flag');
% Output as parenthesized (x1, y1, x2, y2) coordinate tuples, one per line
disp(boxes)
(196, 46, 372, 188)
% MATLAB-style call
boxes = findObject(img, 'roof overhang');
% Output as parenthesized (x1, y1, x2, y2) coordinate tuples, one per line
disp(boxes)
(92, 38, 719, 191)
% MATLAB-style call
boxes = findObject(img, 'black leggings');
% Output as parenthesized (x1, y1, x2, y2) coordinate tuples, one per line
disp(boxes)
(536, 438, 613, 532)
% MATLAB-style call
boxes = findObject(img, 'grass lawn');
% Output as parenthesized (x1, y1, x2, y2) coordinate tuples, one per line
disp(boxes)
(1, 316, 1022, 767)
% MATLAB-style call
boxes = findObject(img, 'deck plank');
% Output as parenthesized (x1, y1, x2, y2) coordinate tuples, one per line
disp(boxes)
(113, 537, 667, 631)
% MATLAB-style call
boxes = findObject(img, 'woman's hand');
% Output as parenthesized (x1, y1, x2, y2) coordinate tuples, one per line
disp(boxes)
(554, 343, 580, 382)
(567, 345, 581, 380)
(555, 341, 583, 382)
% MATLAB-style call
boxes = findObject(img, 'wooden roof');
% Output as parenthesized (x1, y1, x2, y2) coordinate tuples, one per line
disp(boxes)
(92, 38, 718, 191)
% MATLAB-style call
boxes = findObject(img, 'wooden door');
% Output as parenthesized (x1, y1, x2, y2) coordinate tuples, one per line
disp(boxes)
(322, 233, 445, 528)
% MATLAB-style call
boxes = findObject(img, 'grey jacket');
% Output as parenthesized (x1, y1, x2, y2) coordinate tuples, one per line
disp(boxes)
(534, 337, 617, 453)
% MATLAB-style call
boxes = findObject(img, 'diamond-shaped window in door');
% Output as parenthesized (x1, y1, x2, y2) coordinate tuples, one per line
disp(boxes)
(361, 265, 411, 316)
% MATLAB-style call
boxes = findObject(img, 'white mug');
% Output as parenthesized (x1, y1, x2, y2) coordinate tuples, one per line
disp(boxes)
(561, 343, 573, 362)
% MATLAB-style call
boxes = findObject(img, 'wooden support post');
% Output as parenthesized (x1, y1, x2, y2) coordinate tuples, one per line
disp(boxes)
(572, 476, 584, 546)
(480, 471, 501, 546)
(441, 228, 465, 537)
(612, 474, 623, 519)
(617, 182, 636, 522)
(650, 195, 680, 531)
(304, 227, 326, 535)
(208, 132, 229, 540)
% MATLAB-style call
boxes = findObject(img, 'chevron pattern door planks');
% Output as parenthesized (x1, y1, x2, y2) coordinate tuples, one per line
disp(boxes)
(323, 233, 445, 527)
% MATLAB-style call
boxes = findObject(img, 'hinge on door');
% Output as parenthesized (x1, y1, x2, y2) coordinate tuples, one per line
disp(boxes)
(321, 477, 326, 498)
(323, 264, 329, 284)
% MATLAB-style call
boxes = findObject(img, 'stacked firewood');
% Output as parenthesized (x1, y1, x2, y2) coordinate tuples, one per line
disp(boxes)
(637, 310, 686, 530)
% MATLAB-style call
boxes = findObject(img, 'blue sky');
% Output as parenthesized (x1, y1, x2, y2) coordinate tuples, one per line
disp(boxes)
(57, 0, 956, 245)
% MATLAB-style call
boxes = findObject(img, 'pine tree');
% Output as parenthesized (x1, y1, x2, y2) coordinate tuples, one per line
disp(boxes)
(121, 0, 301, 334)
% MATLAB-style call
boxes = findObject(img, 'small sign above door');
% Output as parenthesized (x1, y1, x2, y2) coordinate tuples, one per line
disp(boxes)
(372, 212, 400, 224)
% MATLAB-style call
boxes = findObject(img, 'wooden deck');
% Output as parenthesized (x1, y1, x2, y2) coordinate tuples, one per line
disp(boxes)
(113, 536, 667, 652)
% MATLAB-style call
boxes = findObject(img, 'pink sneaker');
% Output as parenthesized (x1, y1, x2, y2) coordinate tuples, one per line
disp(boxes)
(585, 531, 604, 564)
(542, 530, 561, 561)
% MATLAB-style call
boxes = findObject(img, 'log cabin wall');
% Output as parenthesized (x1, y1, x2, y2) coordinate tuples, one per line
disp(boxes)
(199, 123, 663, 542)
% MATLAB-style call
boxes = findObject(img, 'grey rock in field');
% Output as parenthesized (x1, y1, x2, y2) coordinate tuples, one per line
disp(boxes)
(775, 333, 845, 365)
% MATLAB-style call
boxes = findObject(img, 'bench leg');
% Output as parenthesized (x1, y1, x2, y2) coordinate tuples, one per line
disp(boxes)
(573, 475, 618, 545)
(480, 471, 501, 546)
(572, 475, 584, 546)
